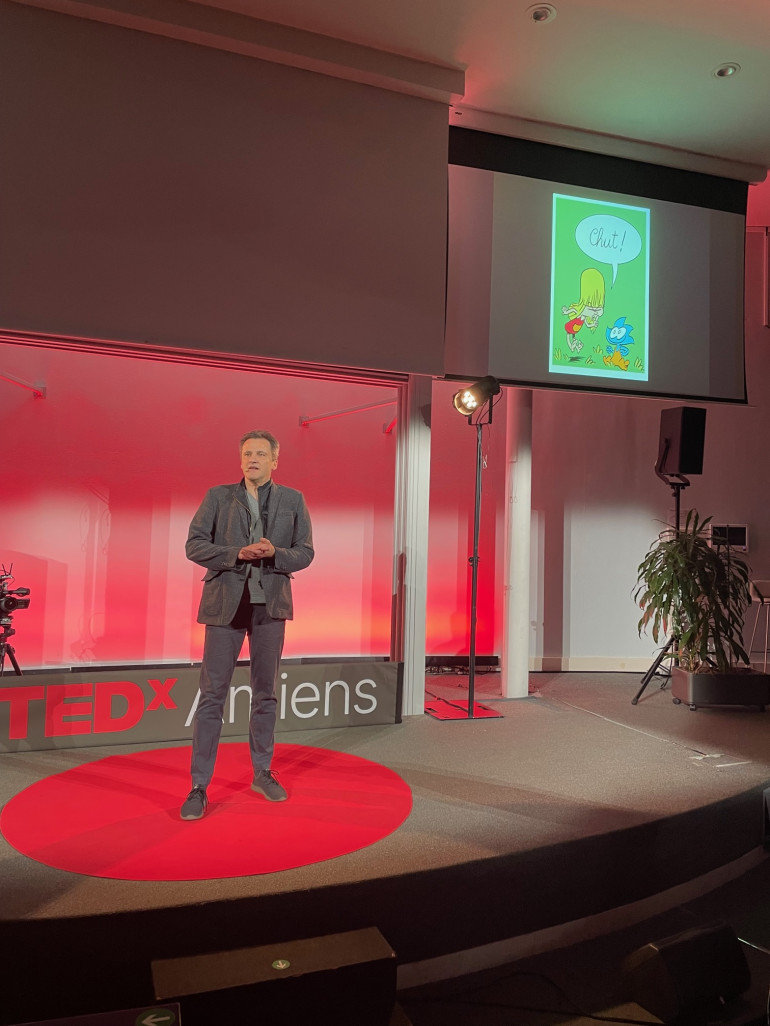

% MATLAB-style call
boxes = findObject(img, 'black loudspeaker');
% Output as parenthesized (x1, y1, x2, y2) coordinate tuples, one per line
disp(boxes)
(151, 927, 396, 1026)
(657, 406, 707, 475)
(621, 921, 750, 1024)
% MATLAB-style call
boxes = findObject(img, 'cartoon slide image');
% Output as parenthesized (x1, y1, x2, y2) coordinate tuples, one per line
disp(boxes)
(550, 194, 649, 380)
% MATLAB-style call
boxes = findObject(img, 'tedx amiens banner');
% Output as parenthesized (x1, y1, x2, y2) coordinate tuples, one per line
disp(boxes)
(0, 662, 403, 753)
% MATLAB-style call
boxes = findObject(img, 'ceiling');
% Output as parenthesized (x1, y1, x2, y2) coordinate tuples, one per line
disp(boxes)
(189, 0, 770, 180)
(15, 0, 770, 180)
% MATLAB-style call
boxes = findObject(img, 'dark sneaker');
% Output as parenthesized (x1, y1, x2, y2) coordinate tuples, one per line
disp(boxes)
(251, 768, 287, 802)
(180, 786, 208, 820)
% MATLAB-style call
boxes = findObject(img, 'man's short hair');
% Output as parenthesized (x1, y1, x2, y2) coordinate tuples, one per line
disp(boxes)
(239, 431, 279, 458)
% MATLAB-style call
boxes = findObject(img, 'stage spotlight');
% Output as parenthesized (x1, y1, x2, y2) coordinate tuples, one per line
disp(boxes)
(452, 376, 500, 417)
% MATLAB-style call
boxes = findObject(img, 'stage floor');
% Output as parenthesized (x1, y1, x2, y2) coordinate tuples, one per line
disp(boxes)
(3, 671, 770, 1023)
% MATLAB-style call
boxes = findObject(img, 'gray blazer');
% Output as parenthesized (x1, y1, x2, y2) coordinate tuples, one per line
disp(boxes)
(186, 480, 314, 625)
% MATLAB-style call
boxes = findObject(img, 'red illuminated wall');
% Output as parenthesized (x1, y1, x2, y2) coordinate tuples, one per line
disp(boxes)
(1, 344, 398, 666)
(2, 345, 503, 669)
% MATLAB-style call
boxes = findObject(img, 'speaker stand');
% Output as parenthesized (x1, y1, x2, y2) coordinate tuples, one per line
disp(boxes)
(632, 634, 677, 705)
(633, 461, 689, 705)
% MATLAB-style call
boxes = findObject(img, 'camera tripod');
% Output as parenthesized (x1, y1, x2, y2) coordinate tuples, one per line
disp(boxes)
(0, 617, 23, 676)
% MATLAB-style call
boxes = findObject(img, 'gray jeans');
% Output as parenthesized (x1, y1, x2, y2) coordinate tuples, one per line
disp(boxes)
(191, 590, 286, 787)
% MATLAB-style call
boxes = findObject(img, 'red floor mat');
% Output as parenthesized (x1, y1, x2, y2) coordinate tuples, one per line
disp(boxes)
(0, 743, 412, 881)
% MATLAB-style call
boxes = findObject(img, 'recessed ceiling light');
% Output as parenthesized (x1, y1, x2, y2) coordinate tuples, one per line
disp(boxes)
(713, 62, 741, 78)
(526, 4, 557, 24)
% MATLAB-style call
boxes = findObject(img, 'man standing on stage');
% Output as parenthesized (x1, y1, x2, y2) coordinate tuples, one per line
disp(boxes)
(181, 430, 314, 820)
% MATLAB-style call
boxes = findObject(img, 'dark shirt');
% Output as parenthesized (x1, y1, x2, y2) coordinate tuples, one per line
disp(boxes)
(245, 480, 272, 603)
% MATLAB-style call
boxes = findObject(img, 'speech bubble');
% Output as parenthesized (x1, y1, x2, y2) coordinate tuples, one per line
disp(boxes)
(575, 214, 642, 286)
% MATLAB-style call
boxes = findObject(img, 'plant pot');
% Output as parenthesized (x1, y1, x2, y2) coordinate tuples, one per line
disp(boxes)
(671, 666, 770, 710)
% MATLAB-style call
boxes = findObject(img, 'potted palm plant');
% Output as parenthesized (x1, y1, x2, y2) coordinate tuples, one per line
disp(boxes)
(634, 510, 770, 709)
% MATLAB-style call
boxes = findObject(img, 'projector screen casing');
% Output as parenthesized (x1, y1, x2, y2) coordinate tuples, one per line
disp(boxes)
(446, 128, 748, 404)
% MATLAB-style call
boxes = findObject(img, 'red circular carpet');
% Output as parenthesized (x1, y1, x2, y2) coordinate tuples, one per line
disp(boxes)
(0, 743, 412, 881)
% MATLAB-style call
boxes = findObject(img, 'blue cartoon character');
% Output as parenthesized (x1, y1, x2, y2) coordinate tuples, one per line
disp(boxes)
(604, 316, 634, 371)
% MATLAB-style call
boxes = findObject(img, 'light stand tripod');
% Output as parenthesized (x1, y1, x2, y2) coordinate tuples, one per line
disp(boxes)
(465, 402, 493, 719)
(426, 379, 503, 721)
(631, 442, 689, 706)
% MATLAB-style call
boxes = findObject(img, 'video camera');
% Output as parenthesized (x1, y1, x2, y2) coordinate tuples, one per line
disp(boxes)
(0, 566, 31, 615)
(0, 564, 30, 676)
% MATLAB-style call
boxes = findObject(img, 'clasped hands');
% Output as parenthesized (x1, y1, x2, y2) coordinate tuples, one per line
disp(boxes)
(238, 538, 275, 561)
